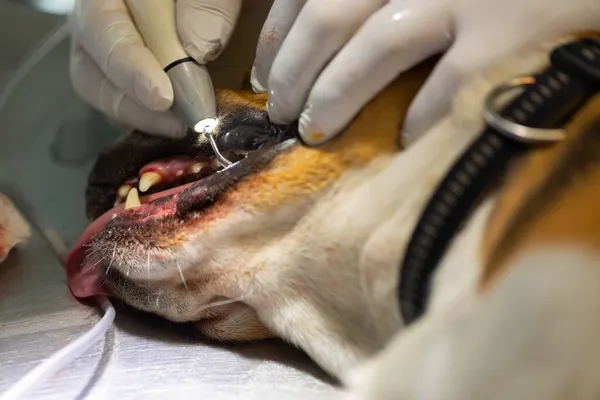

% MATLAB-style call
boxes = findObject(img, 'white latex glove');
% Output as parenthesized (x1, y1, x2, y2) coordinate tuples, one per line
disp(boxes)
(251, 0, 600, 146)
(69, 0, 242, 138)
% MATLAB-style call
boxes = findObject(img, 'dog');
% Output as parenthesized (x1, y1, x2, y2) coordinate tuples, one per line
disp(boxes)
(0, 193, 30, 265)
(66, 32, 600, 399)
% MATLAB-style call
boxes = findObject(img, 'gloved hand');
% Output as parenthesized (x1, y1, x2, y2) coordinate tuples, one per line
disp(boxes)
(69, 0, 242, 138)
(251, 0, 600, 146)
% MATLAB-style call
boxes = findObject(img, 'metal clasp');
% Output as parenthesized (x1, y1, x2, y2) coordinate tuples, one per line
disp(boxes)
(483, 76, 566, 143)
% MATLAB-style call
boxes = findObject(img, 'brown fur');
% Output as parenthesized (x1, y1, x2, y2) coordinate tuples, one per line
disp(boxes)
(480, 94, 600, 290)
(221, 58, 438, 212)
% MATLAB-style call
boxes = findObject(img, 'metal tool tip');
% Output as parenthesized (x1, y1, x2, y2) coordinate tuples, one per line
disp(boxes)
(197, 118, 234, 167)
(194, 118, 218, 134)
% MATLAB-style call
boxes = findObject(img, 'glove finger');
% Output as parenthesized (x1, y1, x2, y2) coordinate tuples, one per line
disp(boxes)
(250, 0, 307, 93)
(75, 0, 173, 112)
(296, 0, 452, 145)
(70, 45, 187, 138)
(266, 0, 388, 125)
(402, 39, 500, 146)
(177, 0, 243, 64)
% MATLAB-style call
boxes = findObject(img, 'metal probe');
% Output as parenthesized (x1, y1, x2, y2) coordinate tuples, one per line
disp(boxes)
(124, 0, 233, 167)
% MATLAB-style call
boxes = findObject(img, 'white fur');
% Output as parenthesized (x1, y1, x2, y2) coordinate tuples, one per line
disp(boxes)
(343, 246, 600, 400)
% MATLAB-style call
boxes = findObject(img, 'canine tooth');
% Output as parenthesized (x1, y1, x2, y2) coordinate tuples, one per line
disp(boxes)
(139, 171, 162, 192)
(117, 184, 132, 199)
(125, 188, 141, 209)
(187, 162, 206, 175)
(210, 158, 223, 169)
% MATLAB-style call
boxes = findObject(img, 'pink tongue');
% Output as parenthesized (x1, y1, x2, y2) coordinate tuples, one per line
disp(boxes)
(64, 182, 196, 302)
(64, 206, 120, 300)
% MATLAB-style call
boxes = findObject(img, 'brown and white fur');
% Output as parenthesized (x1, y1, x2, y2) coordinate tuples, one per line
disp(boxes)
(342, 35, 600, 399)
(87, 33, 600, 399)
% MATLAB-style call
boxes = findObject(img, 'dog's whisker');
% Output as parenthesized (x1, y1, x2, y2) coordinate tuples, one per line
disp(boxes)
(146, 251, 151, 278)
(197, 296, 244, 312)
(176, 260, 188, 290)
(82, 257, 104, 272)
(106, 243, 117, 274)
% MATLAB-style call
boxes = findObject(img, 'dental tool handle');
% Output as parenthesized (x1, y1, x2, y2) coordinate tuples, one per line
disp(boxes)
(125, 0, 217, 131)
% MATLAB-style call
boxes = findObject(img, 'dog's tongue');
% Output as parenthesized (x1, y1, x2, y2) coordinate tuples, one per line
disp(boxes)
(64, 182, 194, 302)
(64, 205, 122, 300)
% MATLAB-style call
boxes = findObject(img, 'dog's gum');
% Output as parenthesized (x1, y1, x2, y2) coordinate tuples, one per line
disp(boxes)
(139, 157, 196, 181)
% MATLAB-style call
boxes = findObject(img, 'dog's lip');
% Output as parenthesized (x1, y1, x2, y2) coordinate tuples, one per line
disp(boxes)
(64, 138, 299, 301)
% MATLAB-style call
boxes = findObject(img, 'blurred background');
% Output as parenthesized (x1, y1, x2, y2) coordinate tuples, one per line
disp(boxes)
(0, 0, 118, 248)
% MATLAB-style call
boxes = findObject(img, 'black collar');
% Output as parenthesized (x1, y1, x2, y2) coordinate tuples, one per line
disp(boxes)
(399, 37, 600, 325)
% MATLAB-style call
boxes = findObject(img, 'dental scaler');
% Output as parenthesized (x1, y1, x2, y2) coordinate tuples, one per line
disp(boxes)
(124, 0, 231, 165)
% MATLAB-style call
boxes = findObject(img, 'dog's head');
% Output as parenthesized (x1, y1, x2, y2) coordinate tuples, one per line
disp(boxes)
(66, 60, 436, 341)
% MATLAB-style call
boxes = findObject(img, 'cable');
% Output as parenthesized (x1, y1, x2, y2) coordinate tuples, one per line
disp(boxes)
(0, 19, 72, 260)
(0, 17, 116, 400)
(0, 21, 71, 114)
(0, 297, 115, 400)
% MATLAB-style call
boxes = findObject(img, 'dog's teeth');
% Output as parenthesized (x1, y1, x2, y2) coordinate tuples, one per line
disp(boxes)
(187, 162, 207, 175)
(138, 172, 162, 192)
(117, 184, 132, 199)
(125, 188, 141, 209)
(210, 158, 223, 170)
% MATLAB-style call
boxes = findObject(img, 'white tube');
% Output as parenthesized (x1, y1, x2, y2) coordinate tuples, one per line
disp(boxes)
(0, 19, 72, 261)
(0, 21, 71, 114)
(0, 17, 117, 400)
(0, 297, 115, 400)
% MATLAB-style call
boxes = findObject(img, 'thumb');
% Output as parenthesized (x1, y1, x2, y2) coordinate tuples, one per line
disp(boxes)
(402, 41, 496, 146)
(296, 0, 452, 146)
(176, 0, 243, 64)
